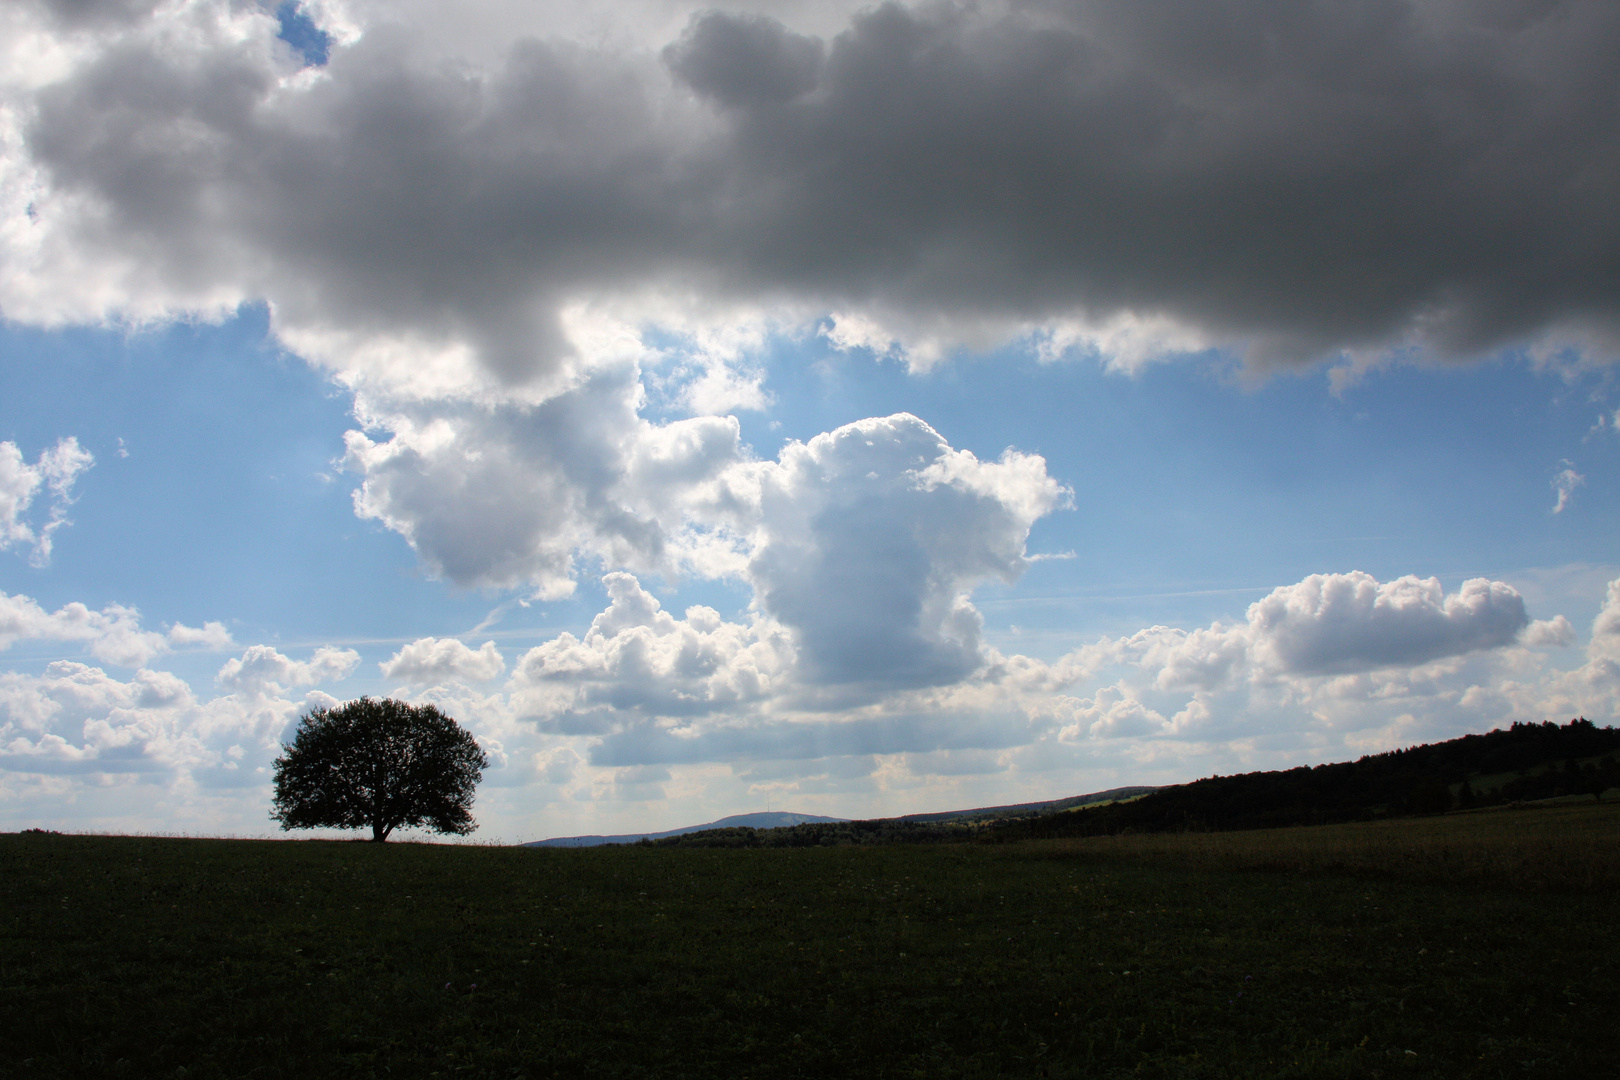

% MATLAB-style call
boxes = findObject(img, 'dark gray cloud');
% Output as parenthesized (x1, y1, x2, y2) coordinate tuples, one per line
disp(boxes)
(685, 0, 1620, 361)
(28, 0, 160, 31)
(664, 10, 824, 107)
(12, 0, 1619, 383)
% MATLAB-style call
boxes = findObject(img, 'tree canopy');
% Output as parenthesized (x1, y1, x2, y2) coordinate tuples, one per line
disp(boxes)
(270, 697, 487, 842)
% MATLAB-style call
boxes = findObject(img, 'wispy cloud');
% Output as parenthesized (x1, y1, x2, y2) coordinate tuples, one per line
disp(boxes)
(1552, 461, 1585, 514)
(0, 438, 93, 567)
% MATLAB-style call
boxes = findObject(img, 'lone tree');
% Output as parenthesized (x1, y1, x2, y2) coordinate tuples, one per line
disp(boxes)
(271, 697, 487, 842)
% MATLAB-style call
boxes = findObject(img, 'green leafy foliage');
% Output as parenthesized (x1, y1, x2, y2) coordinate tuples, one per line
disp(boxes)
(271, 697, 487, 842)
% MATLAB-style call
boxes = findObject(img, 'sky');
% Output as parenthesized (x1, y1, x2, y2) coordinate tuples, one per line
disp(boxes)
(1, 0, 1618, 844)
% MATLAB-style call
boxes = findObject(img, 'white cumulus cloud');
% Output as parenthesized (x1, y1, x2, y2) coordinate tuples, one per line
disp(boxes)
(510, 571, 793, 727)
(0, 591, 234, 667)
(745, 413, 1066, 690)
(382, 637, 506, 684)
(342, 363, 752, 596)
(1245, 573, 1530, 676)
(0, 659, 297, 789)
(0, 589, 166, 667)
(166, 621, 234, 649)
(216, 644, 360, 697)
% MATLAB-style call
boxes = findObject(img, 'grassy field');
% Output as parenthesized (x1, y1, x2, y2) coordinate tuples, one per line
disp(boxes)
(3, 803, 1617, 1079)
(1036, 799, 1620, 891)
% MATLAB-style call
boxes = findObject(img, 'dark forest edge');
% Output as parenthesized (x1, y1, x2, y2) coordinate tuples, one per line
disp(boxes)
(653, 719, 1620, 848)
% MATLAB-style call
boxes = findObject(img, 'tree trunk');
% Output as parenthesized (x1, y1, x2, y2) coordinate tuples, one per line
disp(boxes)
(371, 821, 392, 842)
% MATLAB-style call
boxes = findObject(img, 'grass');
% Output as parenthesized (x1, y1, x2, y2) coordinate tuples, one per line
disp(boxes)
(1034, 799, 1620, 892)
(3, 802, 1617, 1078)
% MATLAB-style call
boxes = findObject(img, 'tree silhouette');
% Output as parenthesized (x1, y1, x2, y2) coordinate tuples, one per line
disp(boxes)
(271, 698, 487, 842)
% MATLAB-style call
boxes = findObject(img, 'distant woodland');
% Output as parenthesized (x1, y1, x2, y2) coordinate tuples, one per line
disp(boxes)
(659, 719, 1620, 848)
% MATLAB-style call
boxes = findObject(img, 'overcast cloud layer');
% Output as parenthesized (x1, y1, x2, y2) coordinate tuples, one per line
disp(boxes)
(5, 0, 1619, 390)
(2, 0, 1618, 838)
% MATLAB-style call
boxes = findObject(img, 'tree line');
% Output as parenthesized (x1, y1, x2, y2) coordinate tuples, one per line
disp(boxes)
(986, 718, 1620, 842)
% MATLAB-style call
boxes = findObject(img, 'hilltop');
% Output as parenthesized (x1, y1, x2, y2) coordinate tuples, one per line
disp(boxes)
(988, 717, 1620, 842)
(656, 719, 1619, 848)
(651, 786, 1156, 847)
(525, 810, 849, 847)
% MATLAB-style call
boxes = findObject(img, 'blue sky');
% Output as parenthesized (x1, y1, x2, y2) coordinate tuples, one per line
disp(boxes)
(2, 0, 1618, 841)
(7, 313, 1615, 654)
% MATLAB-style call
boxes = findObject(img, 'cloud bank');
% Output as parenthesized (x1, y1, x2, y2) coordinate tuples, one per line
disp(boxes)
(0, 589, 232, 667)
(4, 0, 1617, 387)
(1, 569, 1615, 836)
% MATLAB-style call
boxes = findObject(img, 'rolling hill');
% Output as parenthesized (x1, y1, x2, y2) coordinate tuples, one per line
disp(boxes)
(524, 810, 848, 847)
(986, 718, 1620, 841)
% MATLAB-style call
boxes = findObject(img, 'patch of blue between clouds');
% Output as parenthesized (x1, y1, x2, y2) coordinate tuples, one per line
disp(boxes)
(276, 1, 330, 68)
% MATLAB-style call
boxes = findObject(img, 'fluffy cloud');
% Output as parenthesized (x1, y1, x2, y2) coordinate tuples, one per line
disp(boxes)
(499, 568, 1572, 773)
(1058, 684, 1169, 741)
(0, 633, 365, 802)
(0, 437, 92, 566)
(1026, 572, 1620, 763)
(747, 413, 1065, 688)
(1588, 578, 1620, 662)
(165, 620, 234, 649)
(215, 644, 360, 697)
(0, 661, 200, 777)
(1245, 573, 1530, 676)
(343, 364, 751, 595)
(4, 0, 1617, 391)
(1521, 615, 1575, 649)
(381, 636, 506, 684)
(0, 655, 332, 791)
(2, 573, 1616, 836)
(1061, 573, 1533, 690)
(346, 400, 1064, 678)
(0, 589, 234, 667)
(510, 571, 793, 726)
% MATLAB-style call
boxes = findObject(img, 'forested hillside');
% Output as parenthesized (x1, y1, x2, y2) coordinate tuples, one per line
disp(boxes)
(660, 720, 1620, 848)
(988, 719, 1620, 841)
(653, 787, 1156, 848)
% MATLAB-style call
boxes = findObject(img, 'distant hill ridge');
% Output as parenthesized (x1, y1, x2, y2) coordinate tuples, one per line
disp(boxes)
(523, 787, 1158, 848)
(894, 787, 1158, 824)
(525, 811, 848, 847)
(987, 718, 1620, 842)
(523, 720, 1620, 850)
(647, 786, 1158, 848)
(640, 721, 1619, 849)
